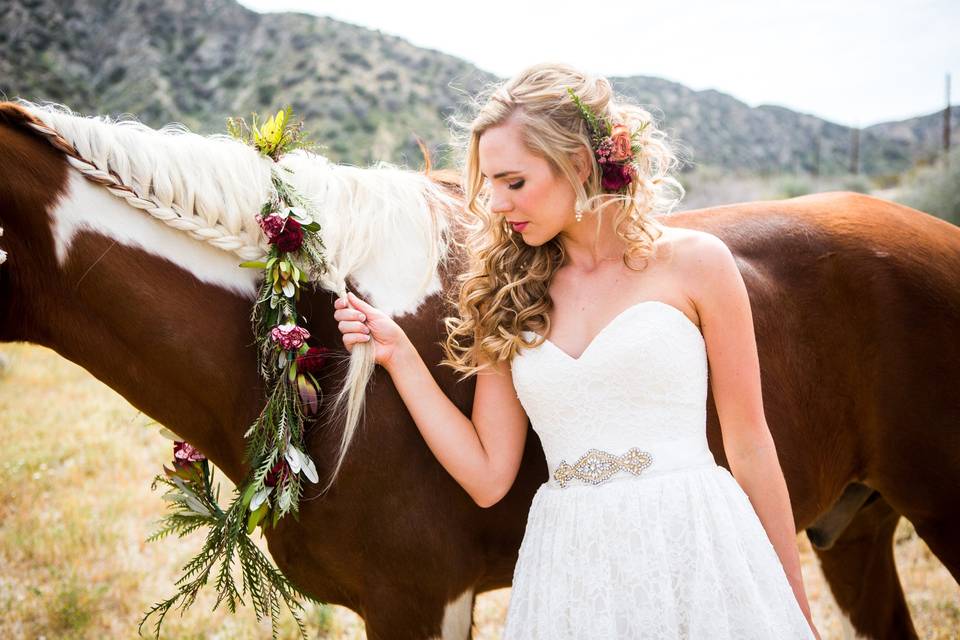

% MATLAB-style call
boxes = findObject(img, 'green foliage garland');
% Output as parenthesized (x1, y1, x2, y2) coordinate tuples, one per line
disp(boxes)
(140, 108, 328, 640)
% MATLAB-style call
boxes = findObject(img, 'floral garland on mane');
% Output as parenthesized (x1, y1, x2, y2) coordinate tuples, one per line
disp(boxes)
(140, 108, 331, 640)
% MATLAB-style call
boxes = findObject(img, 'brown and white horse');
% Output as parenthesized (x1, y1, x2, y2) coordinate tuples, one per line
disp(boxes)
(1, 101, 958, 640)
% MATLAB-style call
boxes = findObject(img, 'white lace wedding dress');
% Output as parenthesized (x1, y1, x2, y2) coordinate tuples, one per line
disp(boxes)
(503, 300, 815, 639)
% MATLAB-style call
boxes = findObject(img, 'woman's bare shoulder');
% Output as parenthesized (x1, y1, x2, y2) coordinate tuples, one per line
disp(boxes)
(651, 225, 728, 266)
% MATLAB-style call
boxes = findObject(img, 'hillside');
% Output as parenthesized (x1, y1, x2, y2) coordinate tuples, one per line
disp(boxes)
(1, 0, 955, 174)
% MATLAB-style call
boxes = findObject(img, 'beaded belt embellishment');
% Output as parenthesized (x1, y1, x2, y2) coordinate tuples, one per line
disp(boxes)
(553, 447, 653, 488)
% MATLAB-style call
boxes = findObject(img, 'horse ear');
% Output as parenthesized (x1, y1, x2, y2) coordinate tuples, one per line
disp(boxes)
(0, 101, 45, 129)
(415, 136, 432, 174)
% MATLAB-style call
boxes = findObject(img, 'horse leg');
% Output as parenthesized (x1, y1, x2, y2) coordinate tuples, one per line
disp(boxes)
(361, 585, 475, 640)
(809, 493, 917, 639)
(871, 435, 960, 583)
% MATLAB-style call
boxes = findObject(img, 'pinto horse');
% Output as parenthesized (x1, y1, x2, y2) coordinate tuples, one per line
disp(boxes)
(1, 101, 958, 640)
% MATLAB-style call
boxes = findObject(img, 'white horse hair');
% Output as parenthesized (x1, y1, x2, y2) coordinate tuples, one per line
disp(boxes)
(17, 99, 461, 494)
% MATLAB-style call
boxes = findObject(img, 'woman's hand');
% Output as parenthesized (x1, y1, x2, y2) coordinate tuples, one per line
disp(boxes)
(334, 291, 409, 367)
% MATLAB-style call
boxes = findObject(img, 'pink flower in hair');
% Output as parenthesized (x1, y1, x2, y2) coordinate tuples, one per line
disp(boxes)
(609, 124, 633, 162)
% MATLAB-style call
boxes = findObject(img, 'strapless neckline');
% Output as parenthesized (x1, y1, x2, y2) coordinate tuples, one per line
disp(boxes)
(526, 300, 703, 363)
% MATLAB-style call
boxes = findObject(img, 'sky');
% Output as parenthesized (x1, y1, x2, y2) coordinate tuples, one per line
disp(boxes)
(237, 0, 959, 128)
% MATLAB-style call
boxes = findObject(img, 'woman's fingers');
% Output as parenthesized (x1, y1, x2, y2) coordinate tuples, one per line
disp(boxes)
(347, 291, 376, 314)
(338, 320, 369, 334)
(343, 332, 371, 352)
(335, 292, 381, 353)
(333, 308, 366, 322)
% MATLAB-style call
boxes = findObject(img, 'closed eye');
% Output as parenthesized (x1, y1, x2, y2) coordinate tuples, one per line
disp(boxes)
(508, 179, 525, 190)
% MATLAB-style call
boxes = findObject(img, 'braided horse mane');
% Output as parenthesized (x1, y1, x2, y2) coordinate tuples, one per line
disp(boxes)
(10, 99, 461, 493)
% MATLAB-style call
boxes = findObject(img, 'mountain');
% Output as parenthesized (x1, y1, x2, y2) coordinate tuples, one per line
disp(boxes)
(1, 0, 955, 175)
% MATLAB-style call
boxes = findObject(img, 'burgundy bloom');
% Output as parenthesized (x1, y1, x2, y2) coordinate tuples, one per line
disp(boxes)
(296, 346, 330, 374)
(173, 441, 206, 465)
(271, 323, 311, 350)
(276, 218, 304, 252)
(601, 162, 635, 191)
(256, 213, 285, 242)
(265, 459, 289, 488)
(256, 214, 304, 252)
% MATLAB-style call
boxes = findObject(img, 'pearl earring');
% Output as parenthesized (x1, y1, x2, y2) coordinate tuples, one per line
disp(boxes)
(575, 203, 584, 223)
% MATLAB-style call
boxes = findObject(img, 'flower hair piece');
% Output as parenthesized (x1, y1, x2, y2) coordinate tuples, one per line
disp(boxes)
(567, 87, 649, 192)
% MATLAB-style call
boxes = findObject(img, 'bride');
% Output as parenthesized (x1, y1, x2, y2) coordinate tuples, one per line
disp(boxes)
(333, 62, 820, 639)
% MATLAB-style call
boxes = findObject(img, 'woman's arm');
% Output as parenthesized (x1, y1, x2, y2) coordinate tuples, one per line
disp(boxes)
(335, 292, 529, 507)
(686, 235, 819, 637)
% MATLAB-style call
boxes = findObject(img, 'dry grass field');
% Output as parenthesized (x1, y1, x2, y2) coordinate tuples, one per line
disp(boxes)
(1, 343, 957, 639)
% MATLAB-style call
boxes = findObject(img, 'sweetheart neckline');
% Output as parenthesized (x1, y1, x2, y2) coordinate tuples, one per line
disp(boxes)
(525, 300, 704, 363)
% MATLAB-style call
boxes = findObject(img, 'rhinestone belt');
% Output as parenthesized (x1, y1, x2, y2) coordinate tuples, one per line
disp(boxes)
(553, 447, 654, 488)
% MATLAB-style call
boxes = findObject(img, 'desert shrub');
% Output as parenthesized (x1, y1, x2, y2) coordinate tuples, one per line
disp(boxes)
(897, 148, 960, 224)
(839, 174, 873, 194)
(776, 175, 813, 199)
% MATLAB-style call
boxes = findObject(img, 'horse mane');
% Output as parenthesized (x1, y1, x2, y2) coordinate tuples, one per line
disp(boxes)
(11, 99, 461, 314)
(7, 99, 465, 493)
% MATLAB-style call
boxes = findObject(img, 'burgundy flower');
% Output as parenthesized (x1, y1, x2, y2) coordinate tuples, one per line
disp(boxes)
(265, 459, 289, 488)
(255, 213, 285, 242)
(271, 323, 311, 350)
(172, 440, 207, 472)
(174, 441, 205, 462)
(601, 162, 635, 191)
(256, 214, 305, 252)
(296, 346, 330, 374)
(276, 217, 304, 252)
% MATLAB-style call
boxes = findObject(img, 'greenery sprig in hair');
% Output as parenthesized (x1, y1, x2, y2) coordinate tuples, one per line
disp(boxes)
(141, 107, 331, 640)
(567, 87, 650, 192)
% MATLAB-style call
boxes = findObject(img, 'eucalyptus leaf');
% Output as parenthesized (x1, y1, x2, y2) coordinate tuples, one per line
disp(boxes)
(184, 495, 211, 517)
(250, 486, 272, 511)
(284, 446, 303, 474)
(302, 456, 319, 484)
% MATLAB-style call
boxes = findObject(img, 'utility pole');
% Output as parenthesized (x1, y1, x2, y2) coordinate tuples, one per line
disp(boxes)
(812, 128, 821, 178)
(850, 126, 860, 175)
(945, 73, 952, 168)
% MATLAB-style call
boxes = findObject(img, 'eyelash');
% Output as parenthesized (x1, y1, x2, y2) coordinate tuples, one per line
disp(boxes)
(508, 179, 525, 190)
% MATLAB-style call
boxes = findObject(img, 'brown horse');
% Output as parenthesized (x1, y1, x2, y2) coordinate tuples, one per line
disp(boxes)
(1, 101, 957, 639)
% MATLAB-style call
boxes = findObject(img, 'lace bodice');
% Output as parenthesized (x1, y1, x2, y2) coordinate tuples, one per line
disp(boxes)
(512, 300, 708, 473)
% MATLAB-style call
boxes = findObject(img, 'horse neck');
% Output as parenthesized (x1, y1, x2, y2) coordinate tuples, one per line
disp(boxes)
(1, 138, 262, 481)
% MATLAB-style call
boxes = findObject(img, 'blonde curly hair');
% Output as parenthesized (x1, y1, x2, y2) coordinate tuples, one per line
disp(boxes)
(441, 63, 686, 378)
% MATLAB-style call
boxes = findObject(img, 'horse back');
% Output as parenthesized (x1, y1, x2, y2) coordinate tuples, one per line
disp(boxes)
(669, 192, 960, 524)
